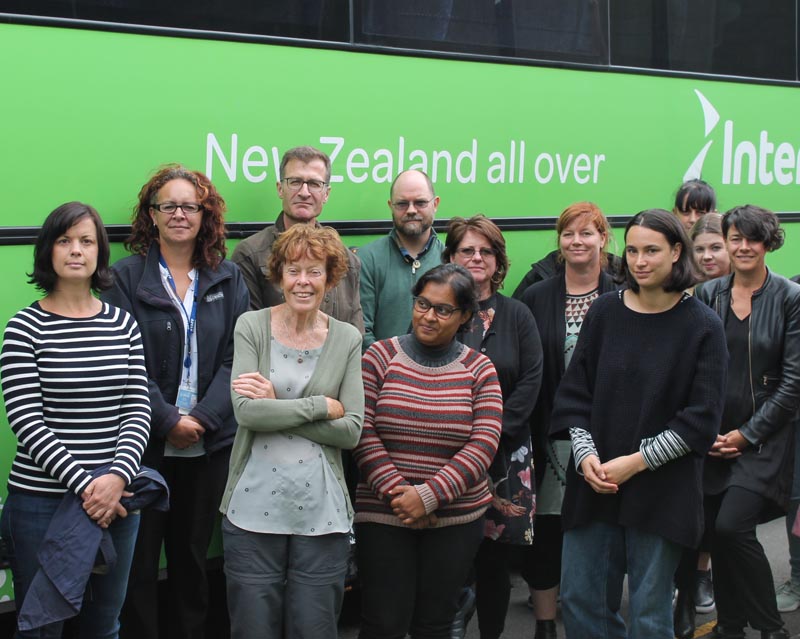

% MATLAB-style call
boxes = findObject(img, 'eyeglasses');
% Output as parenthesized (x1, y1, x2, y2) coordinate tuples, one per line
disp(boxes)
(413, 296, 459, 319)
(152, 202, 203, 215)
(391, 199, 433, 212)
(282, 177, 328, 193)
(456, 247, 495, 259)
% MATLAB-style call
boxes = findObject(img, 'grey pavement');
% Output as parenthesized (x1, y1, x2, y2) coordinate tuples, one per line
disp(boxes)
(339, 517, 800, 638)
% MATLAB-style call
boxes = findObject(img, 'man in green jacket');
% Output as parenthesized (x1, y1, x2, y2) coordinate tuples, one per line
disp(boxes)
(357, 169, 444, 352)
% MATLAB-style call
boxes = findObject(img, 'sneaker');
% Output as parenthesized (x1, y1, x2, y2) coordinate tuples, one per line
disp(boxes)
(695, 569, 715, 613)
(776, 580, 800, 612)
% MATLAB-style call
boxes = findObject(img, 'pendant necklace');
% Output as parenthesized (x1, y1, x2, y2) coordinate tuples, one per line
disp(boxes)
(282, 313, 315, 364)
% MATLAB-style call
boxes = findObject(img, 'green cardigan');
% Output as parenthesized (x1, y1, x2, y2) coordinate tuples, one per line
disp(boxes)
(220, 309, 365, 520)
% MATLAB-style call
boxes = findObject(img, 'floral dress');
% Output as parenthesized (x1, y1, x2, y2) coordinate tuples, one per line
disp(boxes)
(461, 296, 536, 545)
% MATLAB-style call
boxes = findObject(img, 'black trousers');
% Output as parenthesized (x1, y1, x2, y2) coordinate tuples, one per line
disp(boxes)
(474, 538, 514, 639)
(708, 486, 784, 632)
(520, 514, 563, 591)
(356, 518, 484, 639)
(120, 448, 231, 639)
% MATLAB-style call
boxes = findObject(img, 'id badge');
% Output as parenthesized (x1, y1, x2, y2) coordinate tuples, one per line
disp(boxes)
(176, 385, 198, 414)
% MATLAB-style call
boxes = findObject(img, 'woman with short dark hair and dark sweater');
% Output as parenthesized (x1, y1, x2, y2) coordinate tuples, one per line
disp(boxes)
(695, 205, 800, 639)
(354, 263, 503, 639)
(551, 209, 727, 639)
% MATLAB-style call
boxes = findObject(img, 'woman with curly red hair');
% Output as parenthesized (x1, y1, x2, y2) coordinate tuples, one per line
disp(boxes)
(102, 165, 250, 639)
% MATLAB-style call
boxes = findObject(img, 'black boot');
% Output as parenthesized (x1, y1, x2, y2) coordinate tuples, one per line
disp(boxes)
(711, 624, 746, 639)
(673, 588, 696, 639)
(760, 631, 790, 639)
(450, 586, 476, 639)
(534, 619, 557, 639)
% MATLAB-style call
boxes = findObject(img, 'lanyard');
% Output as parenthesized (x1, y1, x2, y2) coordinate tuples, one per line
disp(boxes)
(159, 256, 197, 381)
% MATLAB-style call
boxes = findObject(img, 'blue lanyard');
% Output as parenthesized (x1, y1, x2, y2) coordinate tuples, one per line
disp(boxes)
(159, 256, 197, 379)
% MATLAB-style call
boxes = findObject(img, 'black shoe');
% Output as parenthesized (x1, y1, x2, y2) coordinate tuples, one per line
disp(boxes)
(694, 568, 715, 613)
(673, 589, 696, 639)
(711, 624, 746, 639)
(760, 631, 790, 639)
(449, 586, 476, 639)
(534, 619, 557, 639)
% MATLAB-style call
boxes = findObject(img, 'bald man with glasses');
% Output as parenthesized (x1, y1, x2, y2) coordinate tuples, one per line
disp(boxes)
(357, 169, 445, 352)
(231, 145, 363, 333)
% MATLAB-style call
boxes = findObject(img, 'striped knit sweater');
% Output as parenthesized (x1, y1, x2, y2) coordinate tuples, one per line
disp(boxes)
(0, 302, 151, 496)
(354, 336, 503, 527)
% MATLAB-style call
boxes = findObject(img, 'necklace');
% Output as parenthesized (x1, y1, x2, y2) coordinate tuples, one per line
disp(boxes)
(281, 313, 317, 364)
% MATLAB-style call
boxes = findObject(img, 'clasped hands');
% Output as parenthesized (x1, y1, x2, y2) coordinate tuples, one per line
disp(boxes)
(388, 485, 438, 529)
(580, 452, 647, 494)
(708, 429, 747, 459)
(81, 473, 132, 529)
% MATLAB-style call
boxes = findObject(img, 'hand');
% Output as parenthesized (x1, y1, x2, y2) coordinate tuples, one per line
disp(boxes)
(389, 485, 427, 524)
(708, 431, 744, 459)
(601, 453, 647, 487)
(232, 372, 275, 400)
(407, 513, 439, 530)
(580, 454, 618, 494)
(82, 474, 128, 527)
(492, 495, 526, 517)
(167, 415, 205, 449)
(325, 397, 345, 420)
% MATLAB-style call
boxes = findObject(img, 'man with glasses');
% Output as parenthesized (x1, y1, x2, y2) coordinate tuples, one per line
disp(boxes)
(357, 169, 444, 351)
(231, 145, 363, 332)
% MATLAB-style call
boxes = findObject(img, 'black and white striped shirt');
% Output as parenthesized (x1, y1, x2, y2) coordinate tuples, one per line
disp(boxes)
(1, 302, 151, 496)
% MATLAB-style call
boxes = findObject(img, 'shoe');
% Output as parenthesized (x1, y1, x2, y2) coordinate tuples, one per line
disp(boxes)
(760, 631, 789, 639)
(449, 586, 475, 639)
(694, 569, 715, 613)
(673, 589, 696, 639)
(711, 624, 746, 639)
(775, 579, 800, 612)
(534, 619, 557, 639)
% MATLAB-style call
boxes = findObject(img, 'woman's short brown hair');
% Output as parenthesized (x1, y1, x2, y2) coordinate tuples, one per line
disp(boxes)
(267, 224, 349, 290)
(442, 214, 509, 293)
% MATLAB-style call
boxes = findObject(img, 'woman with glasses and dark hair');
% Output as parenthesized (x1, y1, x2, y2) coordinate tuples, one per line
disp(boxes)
(1, 202, 151, 638)
(354, 263, 503, 639)
(695, 205, 800, 639)
(517, 202, 617, 639)
(443, 215, 542, 639)
(101, 165, 249, 639)
(552, 209, 727, 639)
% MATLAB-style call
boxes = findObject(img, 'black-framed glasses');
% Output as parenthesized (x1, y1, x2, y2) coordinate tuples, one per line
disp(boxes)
(456, 247, 495, 259)
(391, 199, 433, 212)
(282, 177, 328, 193)
(152, 202, 203, 215)
(413, 296, 459, 319)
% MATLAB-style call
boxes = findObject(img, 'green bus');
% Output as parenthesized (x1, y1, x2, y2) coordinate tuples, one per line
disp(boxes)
(1, 0, 800, 612)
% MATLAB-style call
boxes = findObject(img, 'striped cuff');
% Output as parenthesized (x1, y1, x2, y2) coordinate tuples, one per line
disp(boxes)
(569, 427, 597, 475)
(639, 430, 691, 470)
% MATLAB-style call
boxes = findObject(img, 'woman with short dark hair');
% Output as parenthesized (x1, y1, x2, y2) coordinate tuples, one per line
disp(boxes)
(354, 263, 503, 639)
(552, 209, 727, 639)
(102, 165, 249, 639)
(1, 202, 150, 638)
(695, 204, 800, 639)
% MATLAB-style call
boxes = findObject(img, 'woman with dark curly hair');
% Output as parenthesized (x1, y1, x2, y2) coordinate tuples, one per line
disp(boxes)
(696, 205, 800, 639)
(102, 165, 250, 639)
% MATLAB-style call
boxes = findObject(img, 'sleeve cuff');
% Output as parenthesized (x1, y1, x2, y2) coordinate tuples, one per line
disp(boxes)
(415, 483, 439, 515)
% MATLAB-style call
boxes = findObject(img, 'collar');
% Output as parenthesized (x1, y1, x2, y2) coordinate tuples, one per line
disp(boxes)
(390, 227, 437, 262)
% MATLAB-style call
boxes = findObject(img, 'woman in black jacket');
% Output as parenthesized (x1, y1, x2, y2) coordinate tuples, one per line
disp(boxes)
(102, 165, 249, 639)
(517, 202, 616, 639)
(445, 215, 543, 639)
(695, 205, 800, 639)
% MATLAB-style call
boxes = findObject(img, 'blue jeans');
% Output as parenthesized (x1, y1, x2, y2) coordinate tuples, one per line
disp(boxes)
(561, 521, 681, 639)
(0, 492, 140, 639)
